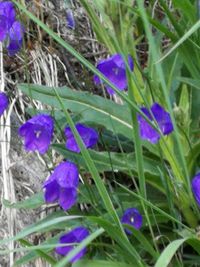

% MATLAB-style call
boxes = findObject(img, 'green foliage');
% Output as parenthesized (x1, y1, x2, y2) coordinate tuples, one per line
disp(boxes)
(4, 0, 200, 266)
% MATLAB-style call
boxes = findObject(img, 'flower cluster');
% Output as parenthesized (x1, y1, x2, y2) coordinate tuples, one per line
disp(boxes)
(18, 115, 98, 261)
(0, 1, 24, 56)
(16, 53, 177, 262)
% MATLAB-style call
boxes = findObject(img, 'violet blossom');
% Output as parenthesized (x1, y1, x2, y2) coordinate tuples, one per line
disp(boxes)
(0, 1, 24, 55)
(55, 226, 89, 262)
(43, 161, 79, 210)
(18, 114, 54, 154)
(94, 53, 134, 95)
(65, 123, 98, 153)
(137, 102, 173, 144)
(121, 208, 143, 234)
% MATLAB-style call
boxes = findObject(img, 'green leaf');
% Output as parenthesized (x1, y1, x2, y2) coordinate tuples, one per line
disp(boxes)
(0, 216, 81, 246)
(18, 83, 133, 138)
(90, 215, 158, 261)
(53, 144, 161, 176)
(177, 77, 200, 126)
(155, 19, 200, 64)
(10, 239, 57, 266)
(3, 192, 44, 209)
(18, 83, 158, 156)
(177, 77, 200, 90)
(172, 0, 196, 23)
(155, 237, 200, 267)
(87, 217, 145, 265)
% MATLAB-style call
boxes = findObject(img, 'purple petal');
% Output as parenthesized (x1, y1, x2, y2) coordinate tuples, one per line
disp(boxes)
(7, 38, 23, 56)
(151, 103, 174, 135)
(18, 114, 54, 154)
(0, 92, 8, 116)
(0, 1, 16, 28)
(65, 123, 98, 153)
(55, 226, 89, 262)
(53, 161, 79, 188)
(93, 74, 101, 85)
(138, 107, 160, 144)
(7, 21, 25, 56)
(19, 124, 51, 154)
(72, 226, 89, 242)
(192, 173, 200, 207)
(0, 16, 8, 41)
(43, 171, 56, 187)
(121, 208, 143, 234)
(128, 55, 134, 71)
(137, 103, 174, 144)
(59, 187, 77, 211)
(55, 242, 73, 256)
(66, 9, 75, 29)
(43, 180, 59, 203)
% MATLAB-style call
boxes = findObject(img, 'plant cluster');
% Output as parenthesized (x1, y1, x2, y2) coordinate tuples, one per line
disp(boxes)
(1, 1, 200, 267)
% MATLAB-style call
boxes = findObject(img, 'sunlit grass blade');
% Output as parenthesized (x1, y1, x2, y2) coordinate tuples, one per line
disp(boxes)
(0, 216, 80, 246)
(155, 238, 200, 267)
(155, 20, 200, 64)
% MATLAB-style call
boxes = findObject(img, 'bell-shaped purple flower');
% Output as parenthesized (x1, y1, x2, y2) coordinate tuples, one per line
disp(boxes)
(0, 92, 9, 116)
(55, 226, 89, 262)
(65, 123, 99, 153)
(121, 208, 143, 234)
(94, 53, 134, 95)
(43, 161, 79, 210)
(66, 9, 75, 29)
(0, 1, 24, 55)
(7, 21, 24, 56)
(0, 1, 16, 41)
(18, 114, 54, 154)
(192, 173, 200, 206)
(137, 102, 174, 144)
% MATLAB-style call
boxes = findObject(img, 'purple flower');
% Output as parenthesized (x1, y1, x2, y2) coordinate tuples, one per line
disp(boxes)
(18, 114, 54, 154)
(0, 1, 24, 55)
(65, 123, 99, 153)
(55, 226, 89, 262)
(43, 161, 79, 210)
(121, 208, 143, 234)
(94, 53, 134, 95)
(0, 1, 16, 41)
(7, 21, 25, 56)
(192, 173, 200, 206)
(66, 9, 75, 29)
(0, 92, 8, 116)
(137, 102, 174, 144)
